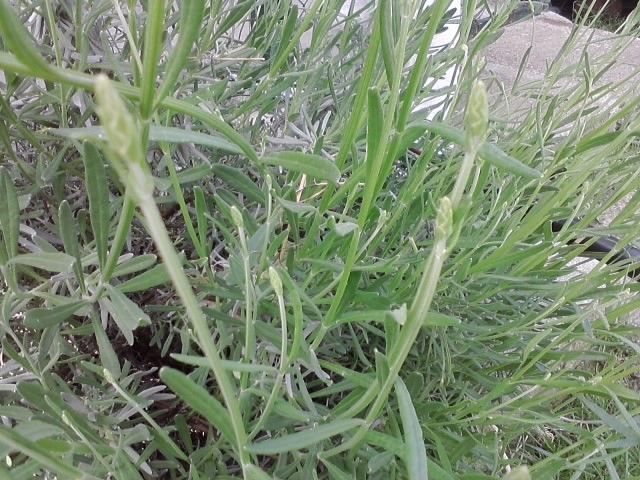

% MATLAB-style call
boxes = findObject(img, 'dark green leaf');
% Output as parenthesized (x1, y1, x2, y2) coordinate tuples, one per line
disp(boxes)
(159, 367, 235, 443)
(82, 142, 110, 270)
(0, 427, 98, 479)
(140, 0, 167, 119)
(111, 254, 157, 278)
(154, 0, 206, 108)
(103, 285, 151, 345)
(211, 164, 265, 204)
(58, 201, 85, 289)
(0, 1, 54, 78)
(91, 310, 121, 378)
(117, 263, 171, 293)
(0, 167, 19, 259)
(24, 301, 87, 329)
(271, 5, 299, 74)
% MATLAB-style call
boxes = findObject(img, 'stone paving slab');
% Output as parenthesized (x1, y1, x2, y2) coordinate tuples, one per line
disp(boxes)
(484, 11, 640, 93)
(483, 11, 640, 324)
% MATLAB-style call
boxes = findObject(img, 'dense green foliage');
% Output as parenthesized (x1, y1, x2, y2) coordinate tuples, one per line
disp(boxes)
(1, 0, 640, 478)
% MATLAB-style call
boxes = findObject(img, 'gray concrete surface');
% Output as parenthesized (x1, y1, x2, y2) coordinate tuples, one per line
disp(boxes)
(484, 11, 640, 99)
(483, 12, 640, 324)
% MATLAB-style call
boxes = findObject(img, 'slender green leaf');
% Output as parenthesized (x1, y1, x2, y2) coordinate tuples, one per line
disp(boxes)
(334, 221, 358, 237)
(82, 142, 110, 270)
(211, 164, 265, 204)
(244, 465, 273, 480)
(261, 151, 341, 184)
(423, 312, 461, 328)
(58, 200, 86, 290)
(116, 263, 171, 293)
(155, 164, 212, 192)
(91, 310, 121, 378)
(194, 186, 208, 254)
(171, 354, 278, 374)
(412, 121, 542, 179)
(8, 252, 75, 273)
(111, 254, 157, 278)
(0, 1, 54, 78)
(271, 5, 298, 74)
(0, 167, 19, 259)
(277, 197, 317, 214)
(245, 419, 365, 454)
(159, 367, 235, 443)
(24, 301, 87, 329)
(215, 1, 254, 43)
(335, 310, 389, 325)
(0, 427, 99, 480)
(140, 0, 166, 119)
(51, 126, 243, 155)
(102, 193, 136, 282)
(396, 377, 429, 480)
(375, 350, 390, 387)
(269, 0, 322, 75)
(154, 0, 206, 108)
(378, 0, 395, 84)
(367, 88, 384, 165)
(102, 285, 151, 345)
(319, 459, 353, 480)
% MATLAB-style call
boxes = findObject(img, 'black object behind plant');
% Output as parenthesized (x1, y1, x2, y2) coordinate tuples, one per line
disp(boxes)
(551, 219, 640, 280)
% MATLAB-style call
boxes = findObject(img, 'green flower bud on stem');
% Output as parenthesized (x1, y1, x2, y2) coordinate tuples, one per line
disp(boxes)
(94, 75, 145, 170)
(269, 266, 283, 297)
(230, 206, 244, 230)
(502, 466, 531, 480)
(463, 80, 488, 154)
(435, 196, 452, 240)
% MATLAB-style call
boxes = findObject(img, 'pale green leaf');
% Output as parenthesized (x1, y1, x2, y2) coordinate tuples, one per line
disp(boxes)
(245, 419, 365, 454)
(261, 151, 341, 184)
